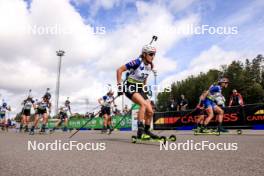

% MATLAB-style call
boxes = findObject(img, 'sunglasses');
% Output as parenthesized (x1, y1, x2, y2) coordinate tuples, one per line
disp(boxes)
(148, 53, 155, 56)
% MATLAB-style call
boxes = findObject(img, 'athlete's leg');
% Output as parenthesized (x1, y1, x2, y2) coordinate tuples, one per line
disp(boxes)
(63, 118, 68, 131)
(143, 100, 159, 139)
(40, 113, 48, 132)
(24, 116, 30, 132)
(214, 106, 228, 132)
(131, 93, 148, 122)
(107, 115, 113, 134)
(195, 114, 205, 132)
(30, 114, 39, 134)
(20, 115, 25, 132)
(0, 116, 5, 130)
(131, 93, 148, 138)
(101, 114, 108, 133)
(144, 99, 154, 125)
(204, 107, 214, 126)
(2, 117, 7, 131)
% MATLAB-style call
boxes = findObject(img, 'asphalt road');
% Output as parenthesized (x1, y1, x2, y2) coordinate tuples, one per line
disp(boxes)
(0, 130, 264, 176)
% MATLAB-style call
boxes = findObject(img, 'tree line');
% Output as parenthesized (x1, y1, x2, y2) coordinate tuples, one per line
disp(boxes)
(156, 54, 264, 111)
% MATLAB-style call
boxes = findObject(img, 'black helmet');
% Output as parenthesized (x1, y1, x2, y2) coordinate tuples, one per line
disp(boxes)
(27, 95, 33, 100)
(107, 90, 114, 96)
(43, 92, 51, 100)
(65, 100, 70, 105)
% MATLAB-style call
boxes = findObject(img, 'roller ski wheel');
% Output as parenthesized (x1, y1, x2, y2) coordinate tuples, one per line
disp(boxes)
(192, 128, 198, 132)
(237, 129, 242, 135)
(101, 130, 106, 134)
(29, 131, 35, 135)
(159, 136, 167, 145)
(131, 135, 137, 143)
(169, 135, 177, 142)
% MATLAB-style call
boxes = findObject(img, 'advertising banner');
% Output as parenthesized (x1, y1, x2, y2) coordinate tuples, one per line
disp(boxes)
(153, 103, 264, 130)
(47, 115, 132, 130)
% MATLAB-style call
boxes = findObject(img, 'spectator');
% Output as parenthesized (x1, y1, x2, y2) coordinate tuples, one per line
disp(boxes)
(178, 94, 188, 111)
(122, 105, 129, 115)
(229, 89, 244, 107)
(169, 99, 177, 111)
(112, 105, 121, 116)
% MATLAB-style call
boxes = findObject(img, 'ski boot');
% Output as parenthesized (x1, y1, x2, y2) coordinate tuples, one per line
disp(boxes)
(101, 126, 107, 134)
(29, 129, 35, 135)
(39, 125, 46, 134)
(19, 124, 23, 132)
(24, 125, 29, 132)
(108, 128, 114, 135)
(49, 128, 55, 134)
(217, 126, 229, 133)
(137, 122, 145, 139)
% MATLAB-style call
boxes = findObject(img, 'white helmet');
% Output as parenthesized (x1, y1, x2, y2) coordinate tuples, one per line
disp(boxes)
(142, 44, 156, 54)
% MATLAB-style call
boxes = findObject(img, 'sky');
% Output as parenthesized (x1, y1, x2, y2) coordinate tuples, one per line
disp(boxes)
(0, 0, 263, 117)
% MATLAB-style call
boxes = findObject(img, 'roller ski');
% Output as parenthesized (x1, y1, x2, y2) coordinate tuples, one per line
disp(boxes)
(194, 127, 221, 136)
(131, 126, 176, 144)
(49, 128, 56, 134)
(39, 129, 46, 135)
(131, 133, 176, 144)
(131, 133, 166, 144)
(194, 126, 229, 136)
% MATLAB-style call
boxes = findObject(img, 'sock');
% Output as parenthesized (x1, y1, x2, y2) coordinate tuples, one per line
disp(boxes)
(103, 125, 107, 130)
(41, 124, 46, 130)
(218, 122, 222, 129)
(144, 124, 150, 132)
(137, 121, 144, 129)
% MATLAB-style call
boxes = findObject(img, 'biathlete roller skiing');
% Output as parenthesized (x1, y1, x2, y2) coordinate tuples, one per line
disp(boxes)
(20, 89, 35, 133)
(69, 36, 176, 141)
(98, 90, 115, 135)
(0, 101, 11, 131)
(194, 78, 230, 135)
(116, 36, 176, 143)
(29, 89, 52, 135)
(69, 95, 119, 138)
(50, 98, 72, 133)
